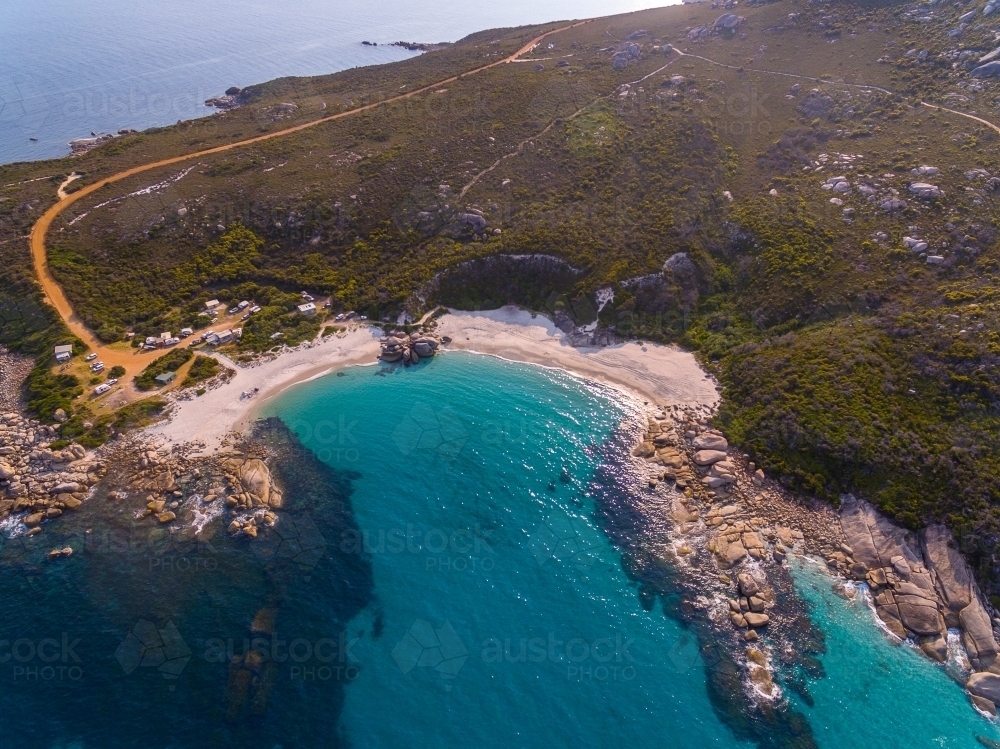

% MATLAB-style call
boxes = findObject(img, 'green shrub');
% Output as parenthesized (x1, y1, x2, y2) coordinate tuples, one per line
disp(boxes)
(134, 349, 193, 390)
(182, 355, 223, 387)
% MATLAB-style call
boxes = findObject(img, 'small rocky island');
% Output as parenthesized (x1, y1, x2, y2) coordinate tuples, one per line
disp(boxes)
(378, 329, 448, 364)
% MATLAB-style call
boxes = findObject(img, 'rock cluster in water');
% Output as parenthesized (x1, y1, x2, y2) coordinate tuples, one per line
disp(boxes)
(633, 402, 1000, 716)
(220, 456, 283, 537)
(839, 498, 1000, 714)
(118, 442, 284, 540)
(379, 331, 447, 364)
(632, 408, 844, 701)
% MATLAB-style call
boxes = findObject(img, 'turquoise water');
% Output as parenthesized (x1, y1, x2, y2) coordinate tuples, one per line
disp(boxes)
(0, 351, 996, 746)
(0, 0, 674, 164)
(265, 352, 748, 748)
(789, 560, 1000, 749)
(263, 351, 1000, 748)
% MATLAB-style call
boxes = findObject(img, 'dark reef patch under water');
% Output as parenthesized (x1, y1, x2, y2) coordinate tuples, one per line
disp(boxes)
(0, 417, 374, 749)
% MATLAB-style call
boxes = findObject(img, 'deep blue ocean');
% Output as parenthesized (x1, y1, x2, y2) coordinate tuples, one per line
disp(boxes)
(0, 352, 997, 747)
(0, 0, 671, 165)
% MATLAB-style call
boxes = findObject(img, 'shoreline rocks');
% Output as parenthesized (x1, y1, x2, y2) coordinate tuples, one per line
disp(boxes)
(628, 400, 1000, 714)
(0, 355, 107, 532)
(379, 330, 445, 364)
(838, 496, 1000, 709)
(121, 440, 285, 538)
(631, 406, 836, 703)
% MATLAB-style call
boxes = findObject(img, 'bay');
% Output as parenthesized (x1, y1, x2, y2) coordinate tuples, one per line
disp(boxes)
(0, 0, 675, 164)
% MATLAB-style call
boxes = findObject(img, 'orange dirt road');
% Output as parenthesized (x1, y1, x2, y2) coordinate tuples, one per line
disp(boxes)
(29, 21, 590, 379)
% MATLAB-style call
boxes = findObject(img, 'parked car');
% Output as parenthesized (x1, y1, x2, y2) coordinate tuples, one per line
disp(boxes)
(91, 361, 105, 373)
(241, 313, 251, 321)
(249, 306, 261, 314)
(94, 384, 111, 396)
(107, 378, 118, 386)
(85, 353, 98, 361)
(238, 301, 250, 310)
(228, 306, 240, 315)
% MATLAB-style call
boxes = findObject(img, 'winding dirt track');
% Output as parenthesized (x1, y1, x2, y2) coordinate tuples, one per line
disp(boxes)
(920, 101, 1000, 136)
(28, 21, 590, 376)
(28, 24, 1000, 380)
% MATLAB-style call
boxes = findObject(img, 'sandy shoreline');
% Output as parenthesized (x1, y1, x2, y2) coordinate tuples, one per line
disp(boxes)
(146, 307, 720, 452)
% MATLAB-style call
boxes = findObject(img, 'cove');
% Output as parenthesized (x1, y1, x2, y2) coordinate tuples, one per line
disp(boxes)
(264, 352, 748, 748)
(264, 351, 1000, 748)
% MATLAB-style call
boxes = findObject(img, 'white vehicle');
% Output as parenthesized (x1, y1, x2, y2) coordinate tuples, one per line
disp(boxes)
(228, 306, 240, 315)
(91, 362, 105, 373)
(164, 337, 181, 346)
(238, 300, 250, 310)
(180, 328, 193, 338)
(106, 378, 119, 386)
(85, 353, 98, 361)
(241, 313, 251, 321)
(94, 384, 111, 396)
(249, 306, 261, 314)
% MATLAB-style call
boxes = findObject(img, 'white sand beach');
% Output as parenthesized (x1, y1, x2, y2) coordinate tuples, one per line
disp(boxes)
(146, 307, 720, 452)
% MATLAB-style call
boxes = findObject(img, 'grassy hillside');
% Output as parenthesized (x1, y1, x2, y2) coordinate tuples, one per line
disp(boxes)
(4, 0, 1000, 585)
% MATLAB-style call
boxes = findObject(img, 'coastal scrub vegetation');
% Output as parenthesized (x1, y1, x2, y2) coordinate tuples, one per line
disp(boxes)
(4, 0, 1000, 586)
(182, 355, 223, 387)
(49, 397, 168, 449)
(135, 349, 193, 390)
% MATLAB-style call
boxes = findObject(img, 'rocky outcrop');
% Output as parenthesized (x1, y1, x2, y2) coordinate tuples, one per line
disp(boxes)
(115, 441, 282, 539)
(968, 673, 1000, 703)
(239, 459, 271, 506)
(908, 182, 944, 200)
(971, 61, 1000, 78)
(0, 406, 107, 531)
(0, 347, 33, 413)
(630, 402, 1000, 714)
(631, 405, 852, 711)
(379, 330, 445, 364)
(220, 455, 283, 514)
(839, 496, 1000, 708)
